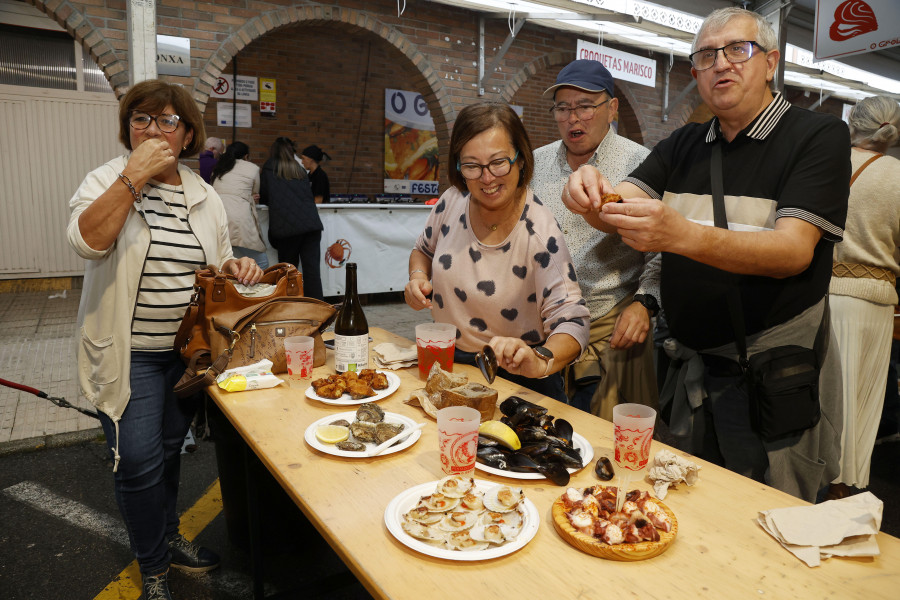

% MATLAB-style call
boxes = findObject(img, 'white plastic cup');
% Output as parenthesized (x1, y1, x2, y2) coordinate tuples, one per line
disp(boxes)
(283, 335, 315, 379)
(612, 403, 657, 472)
(437, 406, 480, 475)
(416, 322, 456, 379)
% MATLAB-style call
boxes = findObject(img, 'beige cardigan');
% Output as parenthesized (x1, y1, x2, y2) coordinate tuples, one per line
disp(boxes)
(67, 156, 233, 462)
(829, 148, 900, 305)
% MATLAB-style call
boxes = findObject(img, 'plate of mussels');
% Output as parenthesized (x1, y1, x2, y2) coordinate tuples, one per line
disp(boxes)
(304, 404, 421, 458)
(475, 396, 594, 486)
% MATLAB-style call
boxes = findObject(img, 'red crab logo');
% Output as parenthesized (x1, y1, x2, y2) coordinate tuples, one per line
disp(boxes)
(829, 0, 878, 42)
(325, 239, 351, 268)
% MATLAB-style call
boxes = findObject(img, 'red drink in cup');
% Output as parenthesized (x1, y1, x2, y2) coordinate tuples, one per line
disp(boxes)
(415, 323, 456, 379)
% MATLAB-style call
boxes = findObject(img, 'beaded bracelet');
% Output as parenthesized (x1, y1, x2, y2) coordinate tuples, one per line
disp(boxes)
(118, 172, 141, 203)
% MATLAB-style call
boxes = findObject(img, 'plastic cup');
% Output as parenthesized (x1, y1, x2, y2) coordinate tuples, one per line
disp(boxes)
(416, 322, 456, 379)
(612, 403, 657, 473)
(283, 335, 315, 379)
(437, 406, 480, 475)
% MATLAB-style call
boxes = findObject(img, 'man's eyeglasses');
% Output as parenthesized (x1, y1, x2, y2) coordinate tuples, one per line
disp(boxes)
(130, 112, 182, 133)
(549, 99, 610, 122)
(689, 41, 766, 71)
(457, 151, 519, 180)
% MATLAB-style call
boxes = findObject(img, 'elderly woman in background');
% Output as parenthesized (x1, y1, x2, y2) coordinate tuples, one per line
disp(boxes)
(826, 95, 900, 501)
(260, 137, 324, 299)
(67, 80, 262, 600)
(211, 141, 269, 269)
(404, 102, 589, 402)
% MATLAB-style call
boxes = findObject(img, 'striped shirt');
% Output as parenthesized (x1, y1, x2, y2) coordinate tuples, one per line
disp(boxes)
(625, 93, 850, 350)
(131, 182, 206, 350)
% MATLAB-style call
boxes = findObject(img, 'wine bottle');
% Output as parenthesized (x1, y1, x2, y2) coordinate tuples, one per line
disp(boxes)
(333, 262, 369, 373)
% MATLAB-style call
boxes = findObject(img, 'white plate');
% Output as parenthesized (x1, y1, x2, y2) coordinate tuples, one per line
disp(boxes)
(304, 411, 422, 458)
(305, 371, 401, 405)
(384, 479, 540, 561)
(474, 432, 594, 480)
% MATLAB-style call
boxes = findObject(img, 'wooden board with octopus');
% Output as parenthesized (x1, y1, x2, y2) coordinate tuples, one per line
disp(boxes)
(552, 486, 678, 561)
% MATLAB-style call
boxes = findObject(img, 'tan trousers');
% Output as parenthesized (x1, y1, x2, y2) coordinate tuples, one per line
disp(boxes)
(567, 295, 659, 420)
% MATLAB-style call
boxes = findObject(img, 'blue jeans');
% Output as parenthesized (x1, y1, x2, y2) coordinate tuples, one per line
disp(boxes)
(454, 348, 567, 404)
(98, 351, 199, 575)
(232, 246, 270, 270)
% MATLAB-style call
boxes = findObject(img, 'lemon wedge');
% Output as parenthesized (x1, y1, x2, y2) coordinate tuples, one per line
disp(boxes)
(478, 420, 521, 451)
(315, 424, 350, 444)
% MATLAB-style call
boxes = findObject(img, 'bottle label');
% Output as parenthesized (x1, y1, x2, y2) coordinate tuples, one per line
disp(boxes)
(334, 334, 369, 372)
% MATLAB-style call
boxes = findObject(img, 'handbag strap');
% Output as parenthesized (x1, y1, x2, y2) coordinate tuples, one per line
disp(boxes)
(709, 143, 827, 368)
(850, 153, 883, 187)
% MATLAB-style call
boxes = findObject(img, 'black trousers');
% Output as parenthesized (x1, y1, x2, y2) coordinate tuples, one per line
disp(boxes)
(270, 231, 323, 300)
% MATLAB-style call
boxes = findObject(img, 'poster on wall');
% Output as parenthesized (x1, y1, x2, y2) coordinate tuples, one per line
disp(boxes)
(814, 0, 899, 60)
(216, 103, 252, 128)
(384, 89, 440, 196)
(260, 78, 276, 114)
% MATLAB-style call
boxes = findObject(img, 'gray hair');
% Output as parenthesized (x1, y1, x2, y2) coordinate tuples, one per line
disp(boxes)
(205, 136, 224, 152)
(849, 96, 900, 147)
(692, 8, 778, 54)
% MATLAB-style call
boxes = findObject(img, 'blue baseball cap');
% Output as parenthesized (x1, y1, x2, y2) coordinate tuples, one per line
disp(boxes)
(543, 60, 615, 99)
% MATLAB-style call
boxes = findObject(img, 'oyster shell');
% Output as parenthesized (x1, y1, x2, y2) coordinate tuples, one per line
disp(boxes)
(356, 402, 384, 423)
(374, 422, 405, 444)
(435, 475, 475, 498)
(437, 510, 478, 532)
(349, 421, 377, 443)
(483, 484, 524, 513)
(329, 419, 351, 428)
(335, 440, 366, 452)
(445, 530, 490, 551)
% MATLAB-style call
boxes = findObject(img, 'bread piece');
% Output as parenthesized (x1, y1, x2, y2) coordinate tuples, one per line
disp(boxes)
(439, 383, 498, 422)
(425, 362, 467, 395)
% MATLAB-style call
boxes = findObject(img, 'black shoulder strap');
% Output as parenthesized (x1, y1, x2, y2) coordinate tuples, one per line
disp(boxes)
(710, 142, 748, 366)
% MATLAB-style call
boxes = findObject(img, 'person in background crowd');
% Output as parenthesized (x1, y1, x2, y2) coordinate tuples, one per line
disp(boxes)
(300, 144, 331, 204)
(826, 95, 900, 500)
(563, 7, 849, 502)
(260, 137, 324, 299)
(198, 136, 224, 183)
(211, 141, 269, 269)
(404, 102, 589, 402)
(532, 59, 659, 420)
(66, 80, 262, 600)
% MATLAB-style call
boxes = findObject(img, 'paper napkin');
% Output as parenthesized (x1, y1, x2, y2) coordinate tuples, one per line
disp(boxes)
(373, 342, 417, 370)
(647, 449, 701, 500)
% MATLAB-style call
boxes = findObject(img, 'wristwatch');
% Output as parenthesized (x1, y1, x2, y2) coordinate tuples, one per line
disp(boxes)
(632, 294, 659, 318)
(532, 346, 555, 379)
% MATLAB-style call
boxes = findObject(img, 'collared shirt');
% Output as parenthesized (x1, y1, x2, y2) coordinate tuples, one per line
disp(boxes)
(625, 93, 850, 350)
(532, 131, 657, 320)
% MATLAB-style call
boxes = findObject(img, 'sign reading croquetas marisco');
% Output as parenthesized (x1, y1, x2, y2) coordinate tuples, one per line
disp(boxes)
(814, 0, 900, 60)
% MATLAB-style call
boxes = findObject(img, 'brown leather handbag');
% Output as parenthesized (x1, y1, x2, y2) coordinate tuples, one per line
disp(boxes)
(173, 262, 336, 397)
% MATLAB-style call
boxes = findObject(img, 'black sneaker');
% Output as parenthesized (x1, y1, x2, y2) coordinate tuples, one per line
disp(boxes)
(168, 532, 220, 573)
(142, 570, 173, 600)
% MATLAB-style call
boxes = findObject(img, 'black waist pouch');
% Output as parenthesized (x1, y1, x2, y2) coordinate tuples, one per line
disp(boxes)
(745, 345, 821, 442)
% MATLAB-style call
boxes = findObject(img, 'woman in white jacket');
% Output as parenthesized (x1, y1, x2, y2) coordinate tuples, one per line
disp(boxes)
(211, 141, 269, 268)
(67, 80, 262, 600)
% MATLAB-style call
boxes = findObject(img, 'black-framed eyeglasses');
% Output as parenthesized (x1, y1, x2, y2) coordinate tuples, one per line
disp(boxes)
(457, 151, 520, 180)
(130, 112, 182, 133)
(549, 99, 610, 122)
(689, 41, 766, 71)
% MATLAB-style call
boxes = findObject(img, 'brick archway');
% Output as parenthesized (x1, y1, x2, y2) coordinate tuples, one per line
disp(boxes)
(30, 0, 129, 96)
(193, 4, 454, 144)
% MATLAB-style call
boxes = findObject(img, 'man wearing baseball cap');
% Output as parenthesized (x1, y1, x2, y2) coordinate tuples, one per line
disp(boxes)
(532, 59, 659, 420)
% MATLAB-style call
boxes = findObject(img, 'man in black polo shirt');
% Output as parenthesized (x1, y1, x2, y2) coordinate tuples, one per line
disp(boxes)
(563, 7, 849, 502)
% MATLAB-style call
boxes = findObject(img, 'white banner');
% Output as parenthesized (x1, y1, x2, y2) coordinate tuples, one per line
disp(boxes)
(156, 35, 190, 76)
(576, 40, 656, 88)
(318, 207, 431, 296)
(211, 74, 259, 101)
(814, 0, 900, 60)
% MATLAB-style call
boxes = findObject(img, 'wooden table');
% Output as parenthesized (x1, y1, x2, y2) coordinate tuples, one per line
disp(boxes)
(208, 328, 899, 599)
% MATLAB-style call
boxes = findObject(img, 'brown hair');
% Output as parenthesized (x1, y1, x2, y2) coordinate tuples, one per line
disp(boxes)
(448, 102, 533, 193)
(117, 80, 206, 156)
